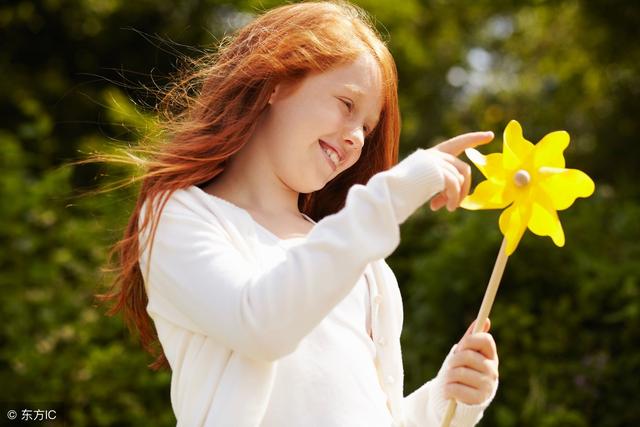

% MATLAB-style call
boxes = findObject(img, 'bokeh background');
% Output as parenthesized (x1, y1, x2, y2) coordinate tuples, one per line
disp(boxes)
(2, 0, 639, 425)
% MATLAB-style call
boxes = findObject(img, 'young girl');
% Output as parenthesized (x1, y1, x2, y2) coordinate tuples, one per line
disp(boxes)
(102, 1, 499, 426)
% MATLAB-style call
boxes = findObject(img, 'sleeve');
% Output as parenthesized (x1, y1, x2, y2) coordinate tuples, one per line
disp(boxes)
(141, 148, 445, 362)
(403, 345, 499, 427)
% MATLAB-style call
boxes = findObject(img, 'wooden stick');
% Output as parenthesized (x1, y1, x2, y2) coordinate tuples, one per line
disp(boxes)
(439, 237, 509, 427)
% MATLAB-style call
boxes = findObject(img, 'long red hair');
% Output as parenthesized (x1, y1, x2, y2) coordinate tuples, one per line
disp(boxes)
(96, 0, 401, 370)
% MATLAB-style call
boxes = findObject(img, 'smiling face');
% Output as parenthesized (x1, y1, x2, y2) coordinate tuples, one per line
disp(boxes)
(255, 52, 384, 193)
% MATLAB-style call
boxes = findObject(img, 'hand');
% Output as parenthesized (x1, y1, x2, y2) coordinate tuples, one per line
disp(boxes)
(427, 131, 494, 212)
(443, 318, 499, 405)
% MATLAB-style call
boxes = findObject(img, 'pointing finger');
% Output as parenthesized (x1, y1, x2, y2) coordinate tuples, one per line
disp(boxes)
(436, 131, 494, 157)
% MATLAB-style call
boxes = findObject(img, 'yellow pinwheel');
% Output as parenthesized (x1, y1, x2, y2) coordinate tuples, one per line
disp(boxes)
(461, 119, 595, 255)
(440, 120, 595, 427)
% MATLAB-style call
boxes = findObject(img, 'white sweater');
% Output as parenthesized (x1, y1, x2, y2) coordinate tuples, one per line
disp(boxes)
(138, 148, 497, 426)
(259, 244, 394, 426)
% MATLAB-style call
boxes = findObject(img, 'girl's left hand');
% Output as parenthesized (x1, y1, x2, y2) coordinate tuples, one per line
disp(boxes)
(443, 318, 499, 405)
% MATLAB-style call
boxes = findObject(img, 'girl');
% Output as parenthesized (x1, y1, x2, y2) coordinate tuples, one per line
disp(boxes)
(101, 1, 499, 426)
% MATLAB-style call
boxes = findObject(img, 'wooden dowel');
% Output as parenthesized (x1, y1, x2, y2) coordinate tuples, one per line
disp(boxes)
(439, 237, 509, 427)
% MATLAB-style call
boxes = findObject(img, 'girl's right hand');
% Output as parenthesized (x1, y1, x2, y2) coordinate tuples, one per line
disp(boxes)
(426, 131, 495, 212)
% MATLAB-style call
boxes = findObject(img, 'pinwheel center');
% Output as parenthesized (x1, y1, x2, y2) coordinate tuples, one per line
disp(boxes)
(513, 169, 531, 187)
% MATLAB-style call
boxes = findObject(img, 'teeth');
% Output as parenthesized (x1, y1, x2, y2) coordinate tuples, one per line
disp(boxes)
(321, 144, 340, 165)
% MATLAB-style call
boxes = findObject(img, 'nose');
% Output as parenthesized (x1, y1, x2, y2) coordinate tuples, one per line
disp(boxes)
(343, 125, 365, 151)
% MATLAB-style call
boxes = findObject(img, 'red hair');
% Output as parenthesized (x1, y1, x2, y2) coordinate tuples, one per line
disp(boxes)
(96, 0, 400, 370)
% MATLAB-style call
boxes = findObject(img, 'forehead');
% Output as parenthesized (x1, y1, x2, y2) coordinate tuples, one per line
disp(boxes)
(314, 53, 384, 113)
(327, 53, 382, 89)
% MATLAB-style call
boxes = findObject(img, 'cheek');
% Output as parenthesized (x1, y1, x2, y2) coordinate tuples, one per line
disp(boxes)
(328, 150, 361, 182)
(282, 92, 337, 122)
(269, 138, 298, 170)
(268, 134, 320, 186)
(317, 102, 342, 125)
(344, 150, 363, 171)
(290, 95, 343, 132)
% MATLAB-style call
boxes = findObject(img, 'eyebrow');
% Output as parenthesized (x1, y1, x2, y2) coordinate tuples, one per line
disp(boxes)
(343, 84, 381, 131)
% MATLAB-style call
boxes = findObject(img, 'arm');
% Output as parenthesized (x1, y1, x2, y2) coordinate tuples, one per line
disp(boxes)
(141, 148, 444, 362)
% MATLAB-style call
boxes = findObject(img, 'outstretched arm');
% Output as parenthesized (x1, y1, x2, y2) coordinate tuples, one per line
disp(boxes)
(140, 132, 494, 363)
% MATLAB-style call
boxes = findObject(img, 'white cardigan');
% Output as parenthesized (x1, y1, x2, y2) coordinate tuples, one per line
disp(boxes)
(139, 148, 497, 426)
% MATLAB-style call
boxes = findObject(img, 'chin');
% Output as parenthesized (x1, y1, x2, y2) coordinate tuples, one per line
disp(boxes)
(293, 174, 332, 194)
(289, 163, 343, 193)
(297, 181, 327, 194)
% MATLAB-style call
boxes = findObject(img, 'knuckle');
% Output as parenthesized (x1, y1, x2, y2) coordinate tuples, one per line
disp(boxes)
(450, 354, 465, 369)
(481, 361, 497, 380)
(461, 351, 478, 366)
(477, 332, 492, 340)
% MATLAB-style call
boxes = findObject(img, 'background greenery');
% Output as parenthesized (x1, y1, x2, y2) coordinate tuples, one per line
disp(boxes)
(2, 0, 638, 425)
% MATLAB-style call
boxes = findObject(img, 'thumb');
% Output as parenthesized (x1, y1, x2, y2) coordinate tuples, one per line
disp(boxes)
(463, 318, 491, 338)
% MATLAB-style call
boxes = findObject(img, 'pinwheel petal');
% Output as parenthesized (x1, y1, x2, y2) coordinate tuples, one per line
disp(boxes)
(539, 168, 595, 210)
(503, 120, 534, 170)
(464, 148, 506, 181)
(534, 130, 569, 169)
(499, 201, 531, 255)
(527, 189, 565, 247)
(461, 180, 512, 210)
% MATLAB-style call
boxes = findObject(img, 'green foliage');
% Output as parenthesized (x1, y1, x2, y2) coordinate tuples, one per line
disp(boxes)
(0, 133, 173, 425)
(2, 0, 638, 425)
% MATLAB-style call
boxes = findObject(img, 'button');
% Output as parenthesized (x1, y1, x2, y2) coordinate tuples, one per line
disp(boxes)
(385, 375, 395, 385)
(377, 336, 386, 346)
(373, 294, 382, 305)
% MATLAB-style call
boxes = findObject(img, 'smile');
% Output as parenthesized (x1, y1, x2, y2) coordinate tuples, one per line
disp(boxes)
(319, 140, 341, 171)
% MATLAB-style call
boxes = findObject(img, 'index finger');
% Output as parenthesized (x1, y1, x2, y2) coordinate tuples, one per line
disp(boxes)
(435, 131, 494, 156)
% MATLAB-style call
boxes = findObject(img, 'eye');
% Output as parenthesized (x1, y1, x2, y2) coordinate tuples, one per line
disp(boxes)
(339, 97, 354, 112)
(339, 97, 371, 137)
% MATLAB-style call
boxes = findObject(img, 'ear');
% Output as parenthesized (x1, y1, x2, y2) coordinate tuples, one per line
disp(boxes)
(268, 83, 282, 105)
